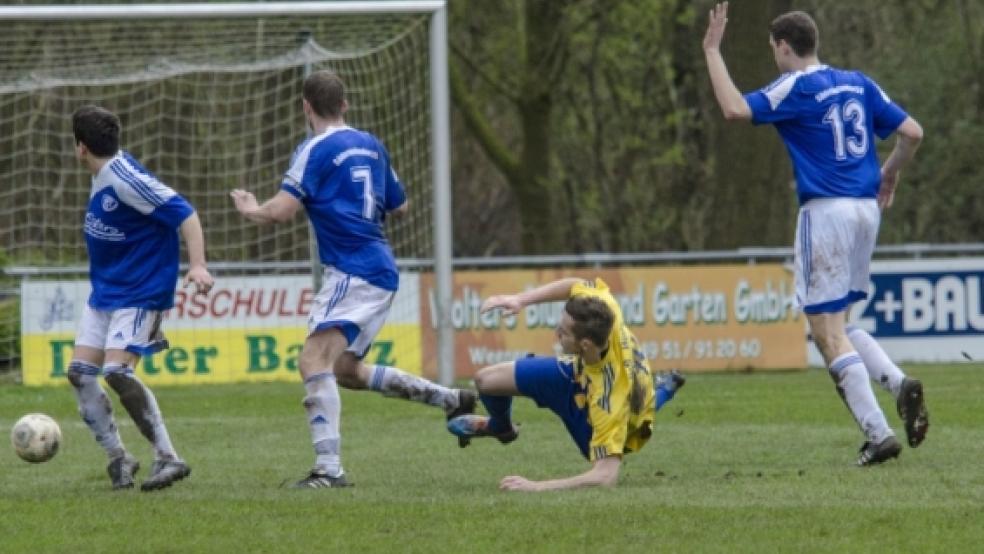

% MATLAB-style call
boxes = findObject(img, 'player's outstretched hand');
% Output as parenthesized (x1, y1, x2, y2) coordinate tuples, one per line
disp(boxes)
(703, 2, 729, 51)
(481, 294, 523, 316)
(230, 189, 259, 215)
(878, 169, 898, 210)
(183, 264, 214, 295)
(499, 475, 540, 492)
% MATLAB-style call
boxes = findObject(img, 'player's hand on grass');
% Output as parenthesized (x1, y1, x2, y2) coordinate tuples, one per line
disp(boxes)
(184, 264, 214, 295)
(878, 169, 898, 210)
(499, 475, 541, 492)
(703, 2, 729, 51)
(481, 294, 523, 316)
(230, 189, 260, 215)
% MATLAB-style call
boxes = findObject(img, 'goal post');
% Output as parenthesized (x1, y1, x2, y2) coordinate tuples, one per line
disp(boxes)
(0, 1, 455, 386)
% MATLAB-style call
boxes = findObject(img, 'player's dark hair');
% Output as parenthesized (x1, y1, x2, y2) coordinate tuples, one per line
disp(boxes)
(72, 105, 120, 157)
(769, 11, 818, 57)
(564, 296, 614, 348)
(303, 70, 346, 118)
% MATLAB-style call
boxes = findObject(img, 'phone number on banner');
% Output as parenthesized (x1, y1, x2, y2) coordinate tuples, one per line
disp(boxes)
(641, 339, 762, 361)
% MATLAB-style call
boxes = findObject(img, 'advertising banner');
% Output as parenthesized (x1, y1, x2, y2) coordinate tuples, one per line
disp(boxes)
(807, 258, 984, 365)
(420, 266, 806, 378)
(21, 274, 421, 386)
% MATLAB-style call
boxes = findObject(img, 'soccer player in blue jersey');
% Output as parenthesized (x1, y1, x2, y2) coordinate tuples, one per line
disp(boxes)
(230, 70, 474, 488)
(447, 277, 684, 491)
(67, 105, 214, 491)
(703, 3, 929, 465)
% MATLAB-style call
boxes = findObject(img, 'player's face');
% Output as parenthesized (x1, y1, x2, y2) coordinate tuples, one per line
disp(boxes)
(769, 36, 795, 72)
(555, 312, 580, 355)
(769, 36, 780, 69)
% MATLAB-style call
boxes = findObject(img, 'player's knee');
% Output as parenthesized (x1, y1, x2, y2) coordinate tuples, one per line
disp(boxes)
(473, 365, 505, 392)
(103, 366, 137, 395)
(67, 361, 99, 388)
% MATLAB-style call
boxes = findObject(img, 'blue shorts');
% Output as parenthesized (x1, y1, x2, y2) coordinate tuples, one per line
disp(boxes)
(515, 356, 592, 459)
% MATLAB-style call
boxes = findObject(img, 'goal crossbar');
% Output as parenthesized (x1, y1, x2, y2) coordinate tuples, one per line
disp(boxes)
(0, 2, 445, 20)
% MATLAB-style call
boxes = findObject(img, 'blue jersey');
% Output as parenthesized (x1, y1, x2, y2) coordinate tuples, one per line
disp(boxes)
(744, 65, 908, 205)
(85, 151, 194, 310)
(280, 126, 406, 291)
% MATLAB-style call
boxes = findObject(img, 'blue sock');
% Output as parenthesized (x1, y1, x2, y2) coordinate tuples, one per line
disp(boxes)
(480, 393, 513, 433)
(655, 383, 676, 411)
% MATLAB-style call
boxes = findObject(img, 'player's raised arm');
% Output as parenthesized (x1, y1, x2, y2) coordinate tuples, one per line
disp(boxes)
(878, 116, 924, 210)
(480, 277, 584, 315)
(178, 211, 214, 294)
(230, 189, 302, 225)
(703, 2, 752, 121)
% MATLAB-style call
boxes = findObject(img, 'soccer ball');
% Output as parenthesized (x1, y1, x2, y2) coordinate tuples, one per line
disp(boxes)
(10, 413, 62, 463)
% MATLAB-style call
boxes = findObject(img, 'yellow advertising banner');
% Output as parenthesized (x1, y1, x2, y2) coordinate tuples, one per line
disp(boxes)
(20, 276, 421, 386)
(420, 266, 806, 378)
(22, 325, 420, 387)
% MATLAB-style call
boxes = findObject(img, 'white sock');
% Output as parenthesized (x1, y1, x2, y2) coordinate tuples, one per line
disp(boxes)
(105, 366, 179, 461)
(829, 352, 894, 444)
(67, 361, 126, 460)
(847, 326, 906, 398)
(368, 365, 456, 412)
(303, 372, 343, 477)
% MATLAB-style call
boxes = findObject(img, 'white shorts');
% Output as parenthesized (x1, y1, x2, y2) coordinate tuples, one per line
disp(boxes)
(794, 197, 879, 314)
(308, 267, 395, 358)
(75, 305, 169, 355)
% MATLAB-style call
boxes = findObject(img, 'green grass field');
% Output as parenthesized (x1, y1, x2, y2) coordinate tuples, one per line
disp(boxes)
(2, 364, 983, 553)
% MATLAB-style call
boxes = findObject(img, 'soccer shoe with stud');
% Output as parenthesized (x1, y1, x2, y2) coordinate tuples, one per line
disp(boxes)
(857, 436, 902, 466)
(897, 378, 929, 448)
(659, 369, 686, 391)
(289, 469, 352, 489)
(140, 459, 191, 491)
(445, 389, 478, 448)
(107, 453, 140, 490)
(447, 414, 518, 446)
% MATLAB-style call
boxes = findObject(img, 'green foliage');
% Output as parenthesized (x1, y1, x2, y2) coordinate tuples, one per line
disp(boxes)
(452, 0, 984, 254)
(2, 366, 983, 552)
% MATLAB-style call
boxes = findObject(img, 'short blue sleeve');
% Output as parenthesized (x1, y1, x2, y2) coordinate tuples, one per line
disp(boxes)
(864, 76, 908, 139)
(381, 147, 406, 212)
(745, 72, 804, 125)
(150, 195, 194, 229)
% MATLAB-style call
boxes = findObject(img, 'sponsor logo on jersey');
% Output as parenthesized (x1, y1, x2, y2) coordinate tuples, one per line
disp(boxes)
(101, 194, 119, 212)
(84, 213, 125, 241)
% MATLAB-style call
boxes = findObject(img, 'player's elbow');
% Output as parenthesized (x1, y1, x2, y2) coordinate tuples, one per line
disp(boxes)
(721, 104, 752, 121)
(898, 117, 924, 146)
(596, 471, 619, 488)
(591, 457, 621, 487)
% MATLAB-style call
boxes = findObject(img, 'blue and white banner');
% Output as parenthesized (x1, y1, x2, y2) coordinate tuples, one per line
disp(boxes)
(808, 258, 984, 365)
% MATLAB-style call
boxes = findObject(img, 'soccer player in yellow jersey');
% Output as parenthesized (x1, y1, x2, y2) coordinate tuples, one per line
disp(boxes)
(448, 277, 683, 491)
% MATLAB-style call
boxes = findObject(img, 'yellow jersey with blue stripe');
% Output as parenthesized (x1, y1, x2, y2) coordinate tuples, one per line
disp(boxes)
(570, 278, 655, 461)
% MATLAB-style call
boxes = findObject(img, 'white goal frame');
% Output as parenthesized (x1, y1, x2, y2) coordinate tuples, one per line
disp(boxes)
(0, 1, 457, 385)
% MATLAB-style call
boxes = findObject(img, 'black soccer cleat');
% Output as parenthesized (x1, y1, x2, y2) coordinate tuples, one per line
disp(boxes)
(107, 453, 140, 490)
(140, 460, 191, 491)
(446, 389, 478, 448)
(857, 436, 902, 466)
(289, 469, 352, 489)
(897, 378, 929, 448)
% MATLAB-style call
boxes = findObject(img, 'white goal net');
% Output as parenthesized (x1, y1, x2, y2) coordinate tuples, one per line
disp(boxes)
(0, 3, 452, 385)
